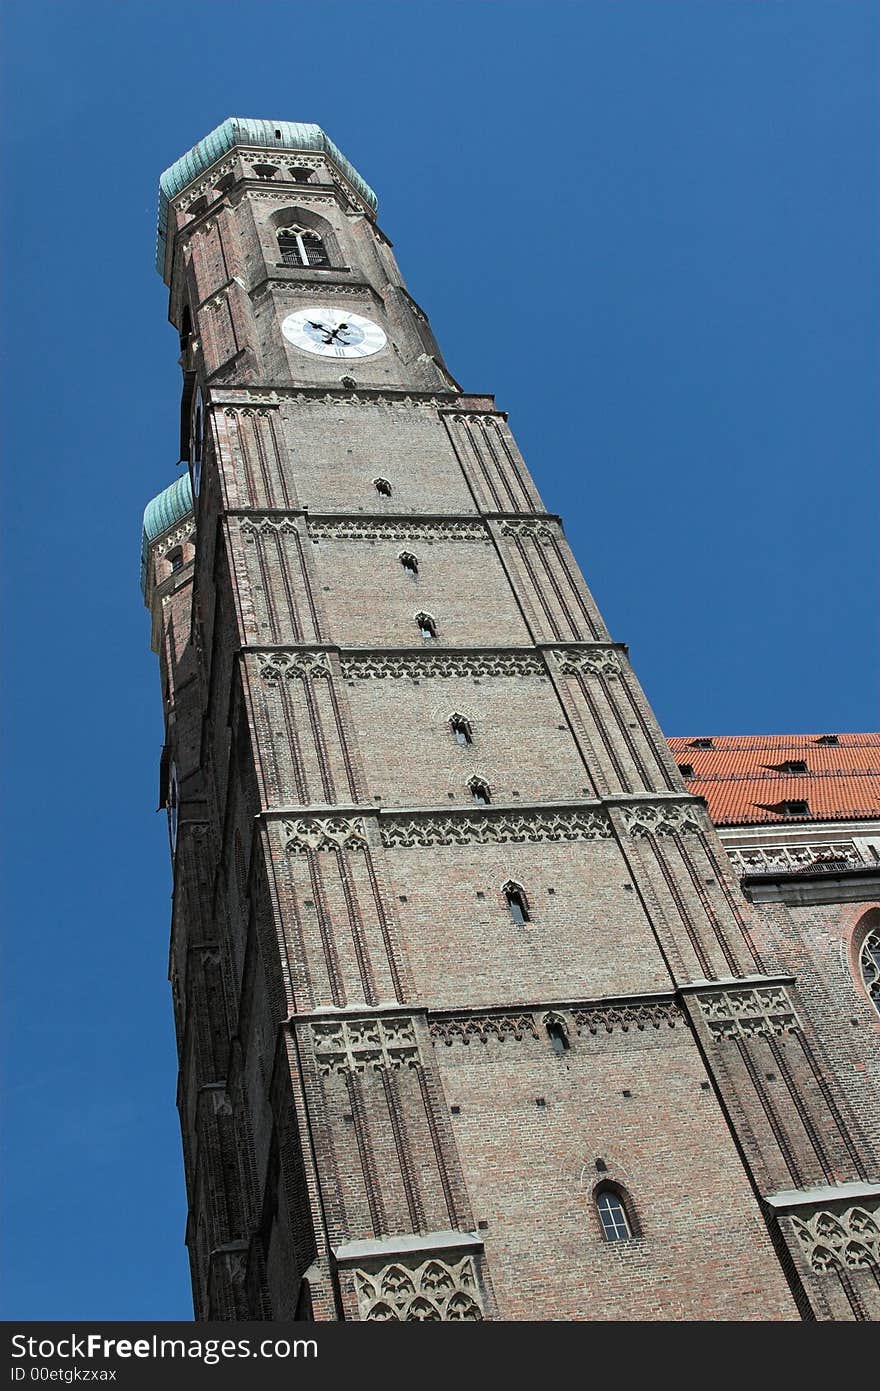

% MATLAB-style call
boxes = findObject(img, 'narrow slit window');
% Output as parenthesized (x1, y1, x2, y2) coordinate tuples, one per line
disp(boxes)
(277, 225, 330, 269)
(504, 884, 530, 925)
(546, 1019, 569, 1054)
(450, 715, 472, 746)
(416, 613, 436, 641)
(596, 1188, 632, 1242)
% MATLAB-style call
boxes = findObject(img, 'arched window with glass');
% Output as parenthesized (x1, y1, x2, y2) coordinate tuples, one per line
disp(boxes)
(594, 1185, 636, 1242)
(858, 920, 880, 1015)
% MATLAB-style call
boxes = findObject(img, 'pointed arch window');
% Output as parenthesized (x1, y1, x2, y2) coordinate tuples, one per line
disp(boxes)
(504, 882, 530, 925)
(179, 304, 192, 352)
(416, 612, 437, 642)
(546, 1017, 569, 1054)
(595, 1187, 633, 1242)
(191, 386, 204, 497)
(374, 478, 392, 497)
(168, 762, 180, 854)
(450, 715, 472, 746)
(469, 777, 490, 805)
(860, 926, 880, 1014)
(277, 225, 330, 269)
(399, 551, 419, 577)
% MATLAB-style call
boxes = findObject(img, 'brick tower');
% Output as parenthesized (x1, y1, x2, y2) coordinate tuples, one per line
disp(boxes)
(142, 119, 880, 1321)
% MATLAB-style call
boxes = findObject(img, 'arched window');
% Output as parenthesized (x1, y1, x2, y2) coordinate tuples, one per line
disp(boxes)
(191, 386, 204, 497)
(277, 225, 330, 268)
(546, 1016, 569, 1054)
(253, 163, 278, 180)
(450, 714, 472, 746)
(860, 925, 880, 1014)
(469, 777, 490, 805)
(416, 612, 436, 641)
(179, 304, 192, 351)
(168, 548, 184, 573)
(399, 551, 419, 577)
(595, 1187, 633, 1242)
(374, 478, 392, 497)
(168, 762, 180, 853)
(289, 167, 314, 184)
(504, 882, 530, 925)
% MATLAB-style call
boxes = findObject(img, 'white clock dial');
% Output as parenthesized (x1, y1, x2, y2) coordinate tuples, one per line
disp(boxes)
(281, 307, 387, 359)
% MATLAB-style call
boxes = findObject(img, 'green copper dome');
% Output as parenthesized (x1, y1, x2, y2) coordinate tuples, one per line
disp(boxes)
(140, 473, 193, 595)
(156, 118, 378, 275)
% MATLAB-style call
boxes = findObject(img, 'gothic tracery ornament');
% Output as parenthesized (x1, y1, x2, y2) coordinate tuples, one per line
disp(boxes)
(859, 927, 880, 1014)
(619, 803, 704, 837)
(694, 985, 800, 1040)
(552, 647, 623, 677)
(790, 1203, 880, 1273)
(572, 1001, 680, 1034)
(354, 1256, 483, 1321)
(380, 807, 610, 849)
(429, 1014, 539, 1046)
(498, 519, 556, 540)
(340, 650, 544, 679)
(311, 1016, 419, 1075)
(283, 816, 369, 854)
(257, 650, 332, 681)
(307, 518, 486, 542)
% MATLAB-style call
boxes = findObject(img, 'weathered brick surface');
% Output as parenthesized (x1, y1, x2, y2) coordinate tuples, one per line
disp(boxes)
(143, 127, 880, 1322)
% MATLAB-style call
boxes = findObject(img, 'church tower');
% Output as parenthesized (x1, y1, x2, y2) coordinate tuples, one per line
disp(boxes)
(142, 119, 879, 1321)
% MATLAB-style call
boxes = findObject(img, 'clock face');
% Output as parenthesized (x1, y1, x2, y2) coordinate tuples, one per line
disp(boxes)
(281, 307, 387, 359)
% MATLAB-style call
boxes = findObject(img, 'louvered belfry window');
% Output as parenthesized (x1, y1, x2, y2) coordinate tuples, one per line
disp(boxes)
(277, 226, 330, 268)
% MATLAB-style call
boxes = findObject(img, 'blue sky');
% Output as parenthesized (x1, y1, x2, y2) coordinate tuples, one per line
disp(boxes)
(1, 0, 876, 1319)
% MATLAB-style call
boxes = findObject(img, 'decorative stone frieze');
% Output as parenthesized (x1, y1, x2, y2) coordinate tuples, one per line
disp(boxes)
(429, 1014, 538, 1046)
(311, 1016, 419, 1076)
(240, 517, 301, 539)
(283, 815, 369, 854)
(257, 650, 333, 681)
(155, 520, 195, 557)
(340, 650, 544, 680)
(790, 1203, 880, 1273)
(552, 647, 623, 678)
(498, 519, 555, 539)
(728, 843, 868, 876)
(619, 802, 704, 837)
(572, 1001, 680, 1034)
(307, 518, 486, 542)
(380, 807, 610, 849)
(694, 984, 800, 1041)
(354, 1256, 483, 1321)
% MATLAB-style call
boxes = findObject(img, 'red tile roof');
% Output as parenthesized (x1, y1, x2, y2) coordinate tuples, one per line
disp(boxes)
(666, 733, 880, 826)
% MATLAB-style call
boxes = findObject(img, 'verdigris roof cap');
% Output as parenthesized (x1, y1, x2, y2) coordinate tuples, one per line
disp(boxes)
(140, 473, 193, 596)
(156, 118, 378, 276)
